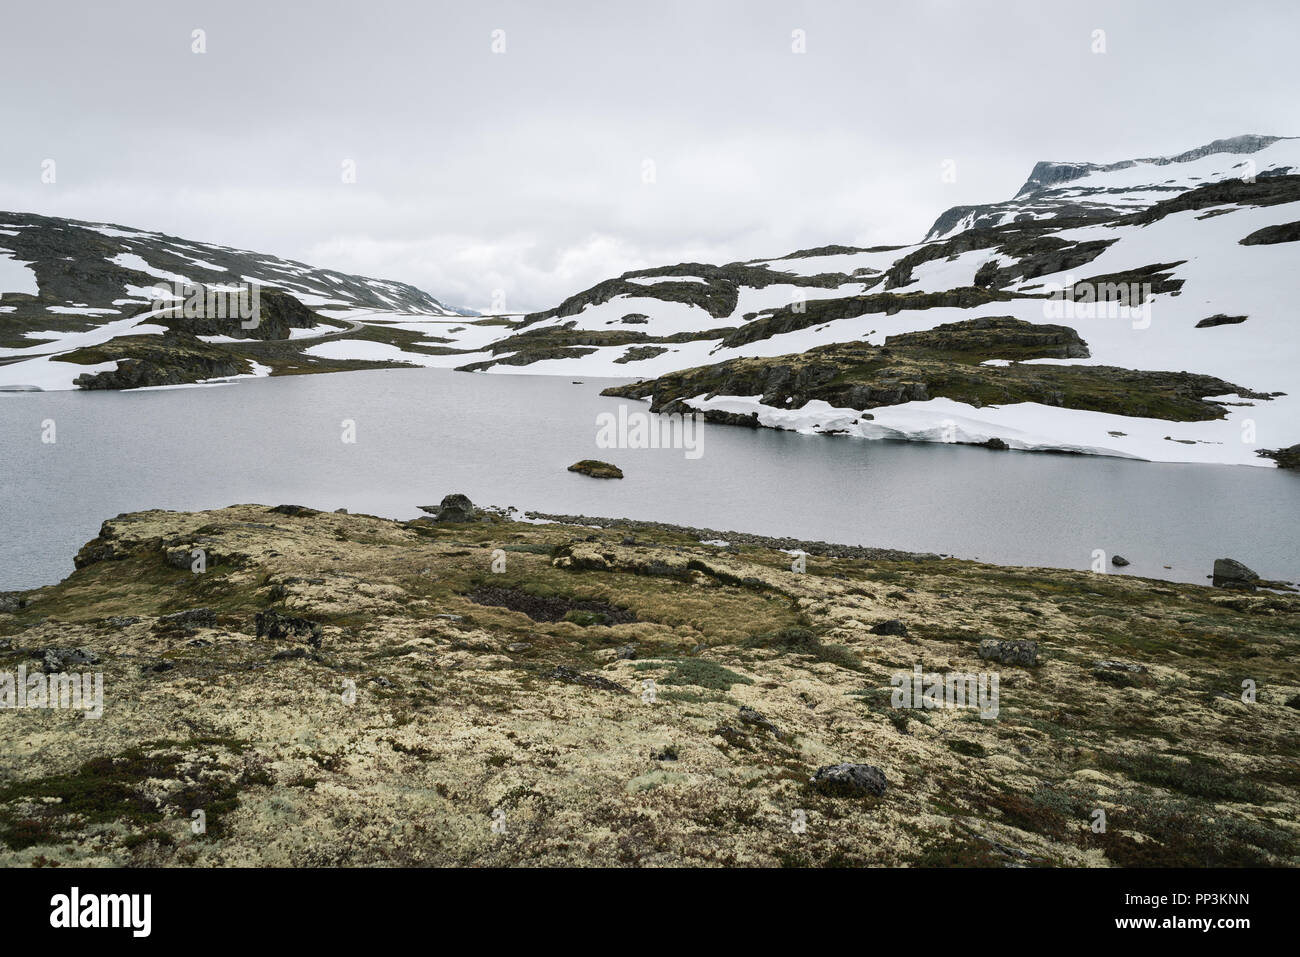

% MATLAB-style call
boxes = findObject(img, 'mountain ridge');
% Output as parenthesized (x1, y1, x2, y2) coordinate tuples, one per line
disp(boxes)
(0, 210, 464, 347)
(927, 133, 1298, 241)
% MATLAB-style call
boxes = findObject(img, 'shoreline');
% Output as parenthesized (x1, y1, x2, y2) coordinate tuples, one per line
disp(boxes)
(521, 508, 1294, 592)
(3, 500, 1295, 596)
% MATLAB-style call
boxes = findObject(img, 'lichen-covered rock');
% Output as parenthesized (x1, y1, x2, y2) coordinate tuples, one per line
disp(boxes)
(1093, 660, 1151, 686)
(255, 610, 323, 647)
(73, 536, 128, 569)
(738, 706, 780, 736)
(978, 638, 1040, 667)
(549, 665, 627, 694)
(155, 608, 217, 631)
(0, 592, 27, 614)
(810, 763, 888, 797)
(40, 647, 101, 673)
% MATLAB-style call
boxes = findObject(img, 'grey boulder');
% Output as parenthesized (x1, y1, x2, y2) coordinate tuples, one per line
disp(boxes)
(1212, 558, 1259, 589)
(419, 493, 477, 523)
(810, 763, 888, 797)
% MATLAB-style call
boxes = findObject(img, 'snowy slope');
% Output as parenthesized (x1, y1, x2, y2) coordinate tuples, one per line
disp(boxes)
(924, 134, 1299, 240)
(0, 212, 471, 389)
(503, 136, 1300, 467)
(0, 212, 462, 342)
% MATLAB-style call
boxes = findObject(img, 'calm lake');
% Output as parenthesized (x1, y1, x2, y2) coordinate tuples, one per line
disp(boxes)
(2, 366, 1298, 590)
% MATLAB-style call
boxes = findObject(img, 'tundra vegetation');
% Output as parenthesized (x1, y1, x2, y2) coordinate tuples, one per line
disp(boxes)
(0, 504, 1296, 866)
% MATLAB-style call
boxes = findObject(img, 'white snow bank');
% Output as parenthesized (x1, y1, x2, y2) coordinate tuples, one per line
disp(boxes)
(0, 253, 41, 297)
(0, 357, 118, 391)
(301, 340, 444, 366)
(681, 394, 1293, 467)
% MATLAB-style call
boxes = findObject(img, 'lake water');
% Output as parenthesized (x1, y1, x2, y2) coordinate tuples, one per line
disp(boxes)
(2, 366, 1298, 591)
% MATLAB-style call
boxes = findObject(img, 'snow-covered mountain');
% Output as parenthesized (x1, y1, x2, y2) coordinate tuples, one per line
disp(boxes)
(924, 133, 1296, 240)
(0, 212, 477, 389)
(3, 135, 1298, 468)
(0, 212, 460, 326)
(476, 135, 1300, 468)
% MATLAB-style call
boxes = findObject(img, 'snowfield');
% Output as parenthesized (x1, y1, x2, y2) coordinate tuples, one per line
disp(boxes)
(0, 253, 41, 298)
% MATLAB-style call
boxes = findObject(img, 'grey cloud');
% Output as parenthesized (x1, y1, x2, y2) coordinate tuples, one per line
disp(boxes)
(2, 0, 1297, 311)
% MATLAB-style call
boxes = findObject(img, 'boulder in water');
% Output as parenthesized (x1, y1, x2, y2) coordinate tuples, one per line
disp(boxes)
(1212, 558, 1259, 589)
(567, 460, 623, 479)
(418, 493, 477, 523)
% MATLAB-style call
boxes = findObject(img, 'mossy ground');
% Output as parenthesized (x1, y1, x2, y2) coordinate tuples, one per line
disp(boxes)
(0, 505, 1296, 866)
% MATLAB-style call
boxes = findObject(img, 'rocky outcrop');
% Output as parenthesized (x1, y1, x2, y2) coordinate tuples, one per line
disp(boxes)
(1240, 220, 1300, 246)
(885, 227, 1113, 292)
(255, 610, 323, 647)
(602, 336, 1259, 425)
(1093, 660, 1152, 687)
(1132, 174, 1300, 226)
(614, 345, 669, 364)
(153, 289, 324, 341)
(884, 316, 1089, 360)
(68, 335, 251, 390)
(810, 763, 888, 797)
(1257, 444, 1300, 469)
(0, 592, 29, 614)
(39, 647, 101, 673)
(978, 639, 1040, 667)
(155, 608, 217, 631)
(1196, 314, 1248, 328)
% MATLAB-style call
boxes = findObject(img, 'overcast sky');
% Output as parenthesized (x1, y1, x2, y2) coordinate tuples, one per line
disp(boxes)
(2, 0, 1297, 312)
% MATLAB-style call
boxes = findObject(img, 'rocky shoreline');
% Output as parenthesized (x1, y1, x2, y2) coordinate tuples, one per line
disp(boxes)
(522, 510, 943, 562)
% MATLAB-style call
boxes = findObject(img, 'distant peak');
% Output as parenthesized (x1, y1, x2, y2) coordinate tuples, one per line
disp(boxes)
(1016, 134, 1295, 196)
